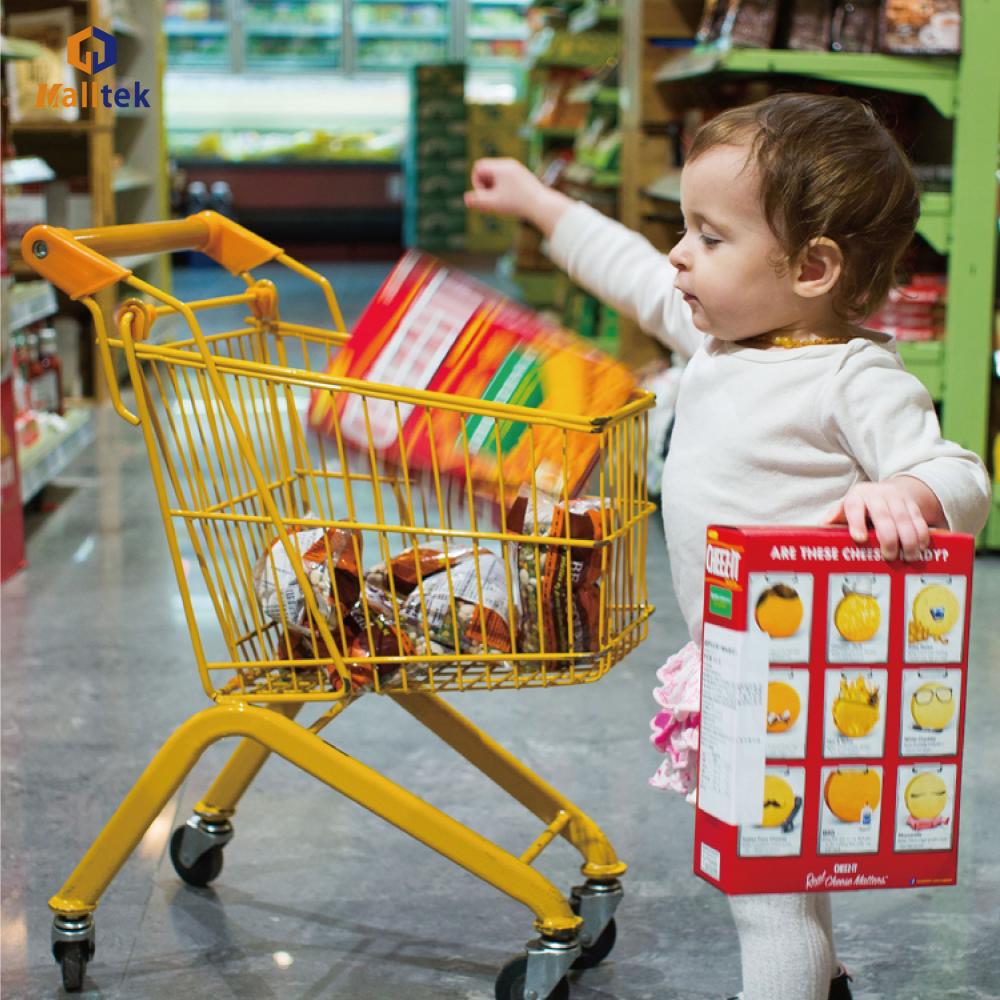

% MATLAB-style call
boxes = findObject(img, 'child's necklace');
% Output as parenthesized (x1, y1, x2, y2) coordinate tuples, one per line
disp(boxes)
(740, 333, 858, 350)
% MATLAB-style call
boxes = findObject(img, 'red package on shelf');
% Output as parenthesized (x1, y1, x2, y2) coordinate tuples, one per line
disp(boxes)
(694, 525, 973, 895)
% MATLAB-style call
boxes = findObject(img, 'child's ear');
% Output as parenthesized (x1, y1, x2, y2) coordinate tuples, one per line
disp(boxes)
(794, 238, 843, 298)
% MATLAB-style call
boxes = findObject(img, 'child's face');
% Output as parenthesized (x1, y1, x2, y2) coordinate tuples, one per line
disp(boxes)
(668, 144, 804, 340)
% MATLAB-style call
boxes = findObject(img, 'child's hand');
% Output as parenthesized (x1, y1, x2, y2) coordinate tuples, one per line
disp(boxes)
(465, 158, 572, 238)
(824, 477, 944, 561)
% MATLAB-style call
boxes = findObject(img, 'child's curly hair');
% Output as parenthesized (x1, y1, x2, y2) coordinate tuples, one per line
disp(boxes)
(688, 93, 920, 320)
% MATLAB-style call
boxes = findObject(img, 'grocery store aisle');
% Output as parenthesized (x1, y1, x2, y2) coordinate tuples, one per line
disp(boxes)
(2, 260, 999, 1000)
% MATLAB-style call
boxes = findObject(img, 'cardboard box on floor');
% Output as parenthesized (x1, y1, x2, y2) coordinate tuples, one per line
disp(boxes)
(694, 525, 973, 894)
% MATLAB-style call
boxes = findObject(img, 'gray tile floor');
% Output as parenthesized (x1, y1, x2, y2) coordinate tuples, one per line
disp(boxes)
(3, 259, 999, 999)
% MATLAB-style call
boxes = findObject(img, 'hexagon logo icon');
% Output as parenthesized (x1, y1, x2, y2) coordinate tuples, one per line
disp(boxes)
(67, 26, 117, 75)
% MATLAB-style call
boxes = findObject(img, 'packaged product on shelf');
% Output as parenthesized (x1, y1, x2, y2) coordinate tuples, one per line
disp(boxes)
(308, 252, 636, 500)
(693, 525, 973, 895)
(718, 0, 781, 49)
(784, 0, 833, 50)
(510, 494, 606, 666)
(830, 0, 880, 51)
(5, 8, 77, 124)
(881, 0, 961, 53)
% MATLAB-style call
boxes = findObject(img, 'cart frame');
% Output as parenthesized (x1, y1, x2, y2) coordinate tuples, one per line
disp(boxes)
(23, 214, 656, 998)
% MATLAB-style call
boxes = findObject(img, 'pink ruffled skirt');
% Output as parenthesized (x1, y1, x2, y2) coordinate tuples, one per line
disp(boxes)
(649, 641, 701, 803)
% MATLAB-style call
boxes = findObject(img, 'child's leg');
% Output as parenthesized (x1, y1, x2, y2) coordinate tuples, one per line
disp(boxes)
(811, 892, 842, 978)
(729, 892, 832, 1000)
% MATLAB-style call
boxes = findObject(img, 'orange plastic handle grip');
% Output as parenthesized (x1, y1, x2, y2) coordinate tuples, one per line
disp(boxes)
(21, 212, 283, 299)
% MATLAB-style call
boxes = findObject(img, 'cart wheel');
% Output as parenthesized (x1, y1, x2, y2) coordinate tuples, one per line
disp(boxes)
(57, 942, 89, 993)
(494, 955, 570, 1000)
(169, 826, 224, 887)
(570, 917, 616, 970)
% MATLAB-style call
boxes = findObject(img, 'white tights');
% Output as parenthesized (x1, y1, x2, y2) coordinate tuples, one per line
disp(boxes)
(728, 892, 840, 1000)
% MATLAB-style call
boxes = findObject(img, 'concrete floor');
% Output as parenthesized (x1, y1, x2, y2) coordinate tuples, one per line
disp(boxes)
(2, 260, 999, 1000)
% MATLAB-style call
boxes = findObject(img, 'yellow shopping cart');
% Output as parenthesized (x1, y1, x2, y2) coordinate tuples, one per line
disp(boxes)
(22, 213, 656, 998)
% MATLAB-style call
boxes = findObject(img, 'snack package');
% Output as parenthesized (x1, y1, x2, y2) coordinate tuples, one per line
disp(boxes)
(308, 252, 636, 500)
(510, 495, 606, 666)
(831, 0, 880, 52)
(694, 526, 973, 895)
(784, 0, 832, 50)
(400, 548, 515, 656)
(720, 0, 781, 48)
(252, 521, 362, 640)
(365, 546, 474, 597)
(881, 0, 960, 53)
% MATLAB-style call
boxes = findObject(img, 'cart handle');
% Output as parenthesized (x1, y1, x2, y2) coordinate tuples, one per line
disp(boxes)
(20, 212, 282, 300)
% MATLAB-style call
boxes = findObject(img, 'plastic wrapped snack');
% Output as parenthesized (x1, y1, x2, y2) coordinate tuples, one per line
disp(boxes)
(510, 495, 606, 666)
(365, 546, 474, 597)
(400, 548, 514, 657)
(252, 521, 363, 639)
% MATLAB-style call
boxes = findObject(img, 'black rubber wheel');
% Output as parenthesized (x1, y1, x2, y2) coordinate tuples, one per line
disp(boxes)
(58, 942, 88, 993)
(495, 955, 570, 1000)
(169, 826, 224, 887)
(571, 917, 617, 970)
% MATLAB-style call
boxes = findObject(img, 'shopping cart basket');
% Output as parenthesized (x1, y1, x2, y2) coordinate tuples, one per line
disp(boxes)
(22, 213, 656, 998)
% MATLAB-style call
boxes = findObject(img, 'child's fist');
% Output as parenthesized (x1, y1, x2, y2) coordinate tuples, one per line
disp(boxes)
(464, 158, 543, 218)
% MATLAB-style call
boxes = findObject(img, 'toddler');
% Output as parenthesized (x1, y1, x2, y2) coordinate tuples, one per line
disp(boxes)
(465, 93, 991, 1000)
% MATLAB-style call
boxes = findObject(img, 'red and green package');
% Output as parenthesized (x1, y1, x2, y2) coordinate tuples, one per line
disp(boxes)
(308, 252, 635, 497)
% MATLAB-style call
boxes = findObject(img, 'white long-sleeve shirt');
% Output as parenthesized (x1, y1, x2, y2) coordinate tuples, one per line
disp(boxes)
(549, 202, 992, 643)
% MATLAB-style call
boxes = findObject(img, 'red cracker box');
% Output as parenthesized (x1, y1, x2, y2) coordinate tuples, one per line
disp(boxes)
(308, 252, 634, 497)
(694, 525, 973, 895)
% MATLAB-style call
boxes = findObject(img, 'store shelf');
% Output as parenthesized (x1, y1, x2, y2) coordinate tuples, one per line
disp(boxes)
(653, 44, 959, 118)
(10, 119, 111, 134)
(19, 406, 95, 504)
(1, 34, 45, 60)
(245, 24, 341, 37)
(113, 167, 153, 193)
(915, 191, 951, 255)
(643, 169, 682, 203)
(986, 483, 1000, 550)
(2, 156, 56, 186)
(355, 28, 448, 39)
(569, 3, 622, 34)
(6, 281, 58, 333)
(521, 125, 578, 141)
(468, 28, 529, 41)
(895, 340, 944, 402)
(164, 19, 229, 36)
(111, 18, 142, 39)
(567, 80, 618, 105)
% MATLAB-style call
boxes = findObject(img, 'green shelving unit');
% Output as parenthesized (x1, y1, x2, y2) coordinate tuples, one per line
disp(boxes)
(654, 10, 1000, 544)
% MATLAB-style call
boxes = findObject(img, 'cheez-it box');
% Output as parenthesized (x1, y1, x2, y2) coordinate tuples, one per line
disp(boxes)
(694, 525, 973, 895)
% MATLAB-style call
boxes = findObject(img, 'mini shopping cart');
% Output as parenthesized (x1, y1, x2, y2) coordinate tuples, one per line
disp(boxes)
(23, 213, 655, 998)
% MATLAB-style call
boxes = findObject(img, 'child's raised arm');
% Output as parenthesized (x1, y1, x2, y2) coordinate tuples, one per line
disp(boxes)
(466, 158, 702, 359)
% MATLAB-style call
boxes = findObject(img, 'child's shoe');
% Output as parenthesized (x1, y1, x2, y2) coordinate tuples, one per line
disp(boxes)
(829, 967, 853, 999)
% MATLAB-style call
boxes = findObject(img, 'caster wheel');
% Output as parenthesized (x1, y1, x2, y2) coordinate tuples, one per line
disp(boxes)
(495, 955, 570, 1000)
(169, 826, 224, 887)
(571, 917, 616, 970)
(57, 941, 90, 993)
